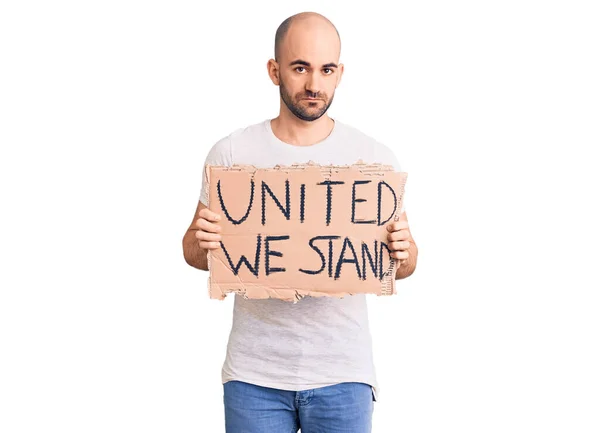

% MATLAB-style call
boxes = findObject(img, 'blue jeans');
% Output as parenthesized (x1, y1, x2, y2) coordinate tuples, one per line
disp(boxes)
(223, 380, 374, 433)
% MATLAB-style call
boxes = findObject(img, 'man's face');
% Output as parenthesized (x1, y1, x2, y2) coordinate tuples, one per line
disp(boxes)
(279, 71, 335, 122)
(275, 21, 342, 122)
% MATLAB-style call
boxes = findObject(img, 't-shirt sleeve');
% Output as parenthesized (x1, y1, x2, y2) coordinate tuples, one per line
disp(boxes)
(199, 136, 233, 206)
(373, 143, 406, 214)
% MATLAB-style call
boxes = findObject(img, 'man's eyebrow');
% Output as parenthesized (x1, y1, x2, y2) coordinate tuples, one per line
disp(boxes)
(289, 59, 338, 68)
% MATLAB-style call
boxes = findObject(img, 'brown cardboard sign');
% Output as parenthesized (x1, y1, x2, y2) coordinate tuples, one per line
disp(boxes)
(205, 160, 407, 303)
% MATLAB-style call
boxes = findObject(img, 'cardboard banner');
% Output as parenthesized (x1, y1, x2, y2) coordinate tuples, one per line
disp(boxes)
(205, 160, 407, 303)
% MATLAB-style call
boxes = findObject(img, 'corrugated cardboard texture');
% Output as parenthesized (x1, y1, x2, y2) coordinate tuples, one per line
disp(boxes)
(205, 160, 407, 303)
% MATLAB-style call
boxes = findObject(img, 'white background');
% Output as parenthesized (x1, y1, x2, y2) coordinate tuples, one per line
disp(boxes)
(1, 1, 599, 432)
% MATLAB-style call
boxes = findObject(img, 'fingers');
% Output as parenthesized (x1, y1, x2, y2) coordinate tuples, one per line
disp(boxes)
(195, 230, 221, 250)
(386, 221, 410, 244)
(195, 217, 221, 234)
(387, 229, 409, 242)
(388, 232, 411, 261)
(390, 250, 409, 260)
(195, 230, 221, 241)
(199, 207, 221, 222)
(389, 240, 410, 251)
(195, 208, 222, 250)
(386, 221, 408, 232)
(199, 241, 220, 250)
(195, 228, 221, 249)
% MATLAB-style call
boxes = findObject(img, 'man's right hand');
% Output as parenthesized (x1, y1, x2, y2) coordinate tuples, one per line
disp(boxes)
(194, 207, 222, 250)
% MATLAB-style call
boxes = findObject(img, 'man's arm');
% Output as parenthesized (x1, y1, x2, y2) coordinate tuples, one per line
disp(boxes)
(393, 211, 418, 280)
(182, 201, 210, 271)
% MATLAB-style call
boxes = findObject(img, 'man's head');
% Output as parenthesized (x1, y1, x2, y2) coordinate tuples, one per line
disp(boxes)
(268, 12, 344, 122)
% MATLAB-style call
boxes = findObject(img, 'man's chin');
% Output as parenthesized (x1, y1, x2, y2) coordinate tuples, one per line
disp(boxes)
(295, 113, 323, 122)
(294, 108, 328, 122)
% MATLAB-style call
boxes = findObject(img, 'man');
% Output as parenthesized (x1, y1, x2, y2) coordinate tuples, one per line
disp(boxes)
(182, 11, 418, 433)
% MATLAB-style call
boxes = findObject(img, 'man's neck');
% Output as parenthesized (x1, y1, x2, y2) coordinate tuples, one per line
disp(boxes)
(270, 113, 334, 147)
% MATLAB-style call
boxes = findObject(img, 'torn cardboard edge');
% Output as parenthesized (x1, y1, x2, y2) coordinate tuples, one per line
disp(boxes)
(208, 284, 394, 304)
(204, 159, 406, 303)
(204, 159, 398, 177)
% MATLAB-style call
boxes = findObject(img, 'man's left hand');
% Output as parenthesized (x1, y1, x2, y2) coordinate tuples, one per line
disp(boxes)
(386, 220, 411, 265)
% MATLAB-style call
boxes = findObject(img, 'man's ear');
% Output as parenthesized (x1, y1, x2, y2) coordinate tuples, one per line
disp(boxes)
(336, 63, 344, 87)
(267, 59, 280, 85)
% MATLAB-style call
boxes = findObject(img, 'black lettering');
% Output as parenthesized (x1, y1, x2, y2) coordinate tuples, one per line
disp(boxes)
(299, 235, 340, 275)
(265, 235, 289, 276)
(317, 180, 345, 225)
(377, 181, 397, 226)
(220, 234, 261, 277)
(300, 183, 306, 223)
(261, 179, 290, 225)
(361, 240, 379, 280)
(351, 180, 376, 224)
(217, 179, 254, 225)
(379, 241, 393, 280)
(334, 237, 362, 280)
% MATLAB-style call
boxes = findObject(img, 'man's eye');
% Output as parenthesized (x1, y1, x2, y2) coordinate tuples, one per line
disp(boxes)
(324, 68, 333, 74)
(295, 67, 306, 73)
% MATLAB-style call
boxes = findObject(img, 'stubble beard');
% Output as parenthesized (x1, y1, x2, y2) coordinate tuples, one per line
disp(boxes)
(279, 78, 334, 122)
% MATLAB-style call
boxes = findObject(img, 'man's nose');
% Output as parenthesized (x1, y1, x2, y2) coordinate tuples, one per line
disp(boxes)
(305, 71, 323, 95)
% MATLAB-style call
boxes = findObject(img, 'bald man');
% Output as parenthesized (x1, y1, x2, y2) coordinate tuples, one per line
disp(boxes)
(182, 11, 418, 433)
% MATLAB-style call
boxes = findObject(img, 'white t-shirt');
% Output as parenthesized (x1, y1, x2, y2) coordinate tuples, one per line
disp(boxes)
(199, 118, 405, 402)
